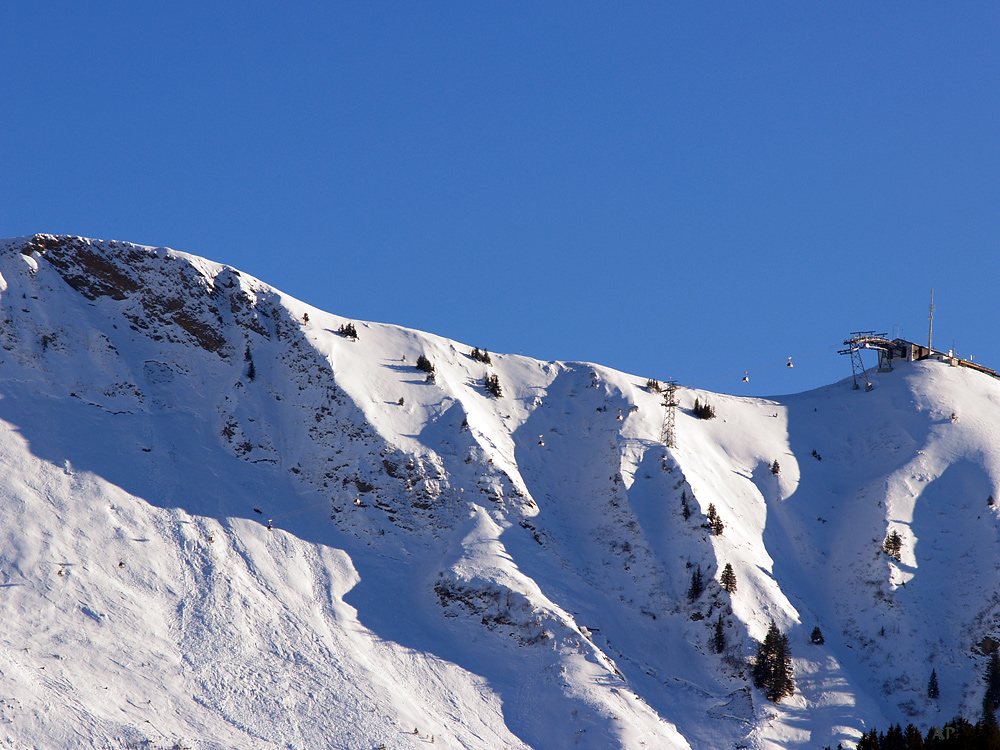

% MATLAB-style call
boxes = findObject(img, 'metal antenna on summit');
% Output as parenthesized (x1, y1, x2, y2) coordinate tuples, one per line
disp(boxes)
(661, 380, 678, 448)
(928, 288, 935, 352)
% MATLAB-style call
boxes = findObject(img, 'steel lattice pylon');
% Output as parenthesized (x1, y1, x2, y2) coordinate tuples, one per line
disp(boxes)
(839, 331, 901, 391)
(848, 346, 871, 391)
(661, 381, 678, 448)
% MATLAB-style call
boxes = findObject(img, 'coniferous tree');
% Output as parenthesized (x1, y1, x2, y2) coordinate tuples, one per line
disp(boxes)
(856, 728, 878, 750)
(928, 669, 940, 700)
(687, 565, 704, 602)
(416, 354, 435, 373)
(752, 622, 777, 691)
(771, 630, 795, 702)
(706, 503, 724, 535)
(720, 563, 737, 593)
(681, 491, 691, 521)
(752, 620, 794, 703)
(986, 651, 1000, 710)
(712, 613, 726, 654)
(692, 398, 716, 419)
(771, 459, 781, 475)
(883, 530, 903, 560)
(484, 373, 502, 398)
(245, 345, 256, 382)
(883, 724, 904, 749)
(811, 626, 825, 645)
(984, 692, 999, 731)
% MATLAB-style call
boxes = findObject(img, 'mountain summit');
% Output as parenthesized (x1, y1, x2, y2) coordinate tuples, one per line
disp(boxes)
(0, 234, 998, 749)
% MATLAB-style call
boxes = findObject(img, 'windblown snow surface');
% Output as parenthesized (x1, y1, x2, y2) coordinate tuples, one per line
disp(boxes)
(0, 235, 997, 749)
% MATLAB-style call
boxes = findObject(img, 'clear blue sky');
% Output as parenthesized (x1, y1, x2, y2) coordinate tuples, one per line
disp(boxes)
(3, 4, 998, 397)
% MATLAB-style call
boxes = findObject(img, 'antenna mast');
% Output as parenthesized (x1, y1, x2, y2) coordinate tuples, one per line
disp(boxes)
(928, 289, 935, 352)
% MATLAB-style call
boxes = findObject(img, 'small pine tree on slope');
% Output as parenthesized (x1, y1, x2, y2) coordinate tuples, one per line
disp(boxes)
(882, 530, 903, 560)
(752, 620, 794, 703)
(687, 565, 704, 602)
(484, 373, 502, 398)
(415, 354, 435, 373)
(706, 504, 724, 535)
(720, 563, 737, 593)
(711, 614, 726, 654)
(245, 345, 256, 382)
(928, 669, 939, 700)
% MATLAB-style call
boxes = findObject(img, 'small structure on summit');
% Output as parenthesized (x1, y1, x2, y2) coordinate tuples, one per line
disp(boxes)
(840, 331, 998, 391)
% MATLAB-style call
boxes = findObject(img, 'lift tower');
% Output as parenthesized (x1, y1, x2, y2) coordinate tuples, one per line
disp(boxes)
(839, 332, 906, 391)
(661, 381, 678, 448)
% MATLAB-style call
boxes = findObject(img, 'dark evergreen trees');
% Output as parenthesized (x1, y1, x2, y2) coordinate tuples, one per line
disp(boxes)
(484, 373, 502, 398)
(811, 626, 825, 645)
(752, 620, 794, 703)
(883, 530, 903, 560)
(928, 669, 939, 700)
(771, 459, 781, 475)
(692, 398, 716, 419)
(687, 565, 704, 602)
(986, 651, 1000, 710)
(720, 563, 737, 593)
(705, 503, 724, 535)
(856, 712, 1000, 749)
(902, 723, 922, 748)
(985, 692, 1000, 732)
(680, 490, 691, 520)
(415, 354, 435, 373)
(470, 347, 492, 364)
(711, 614, 726, 654)
(706, 503, 724, 535)
(245, 345, 256, 382)
(339, 322, 358, 340)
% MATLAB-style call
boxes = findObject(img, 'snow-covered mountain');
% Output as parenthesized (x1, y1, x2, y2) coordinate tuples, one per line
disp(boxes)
(0, 234, 997, 750)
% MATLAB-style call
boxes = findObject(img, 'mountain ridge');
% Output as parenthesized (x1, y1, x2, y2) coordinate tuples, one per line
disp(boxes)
(0, 234, 997, 749)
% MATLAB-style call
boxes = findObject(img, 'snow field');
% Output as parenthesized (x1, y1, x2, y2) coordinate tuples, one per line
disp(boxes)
(0, 236, 999, 748)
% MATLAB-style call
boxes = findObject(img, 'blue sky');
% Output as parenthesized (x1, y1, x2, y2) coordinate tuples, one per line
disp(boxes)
(3, 4, 998, 397)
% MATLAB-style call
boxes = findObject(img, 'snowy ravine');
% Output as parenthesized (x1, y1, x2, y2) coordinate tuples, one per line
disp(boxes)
(0, 235, 998, 750)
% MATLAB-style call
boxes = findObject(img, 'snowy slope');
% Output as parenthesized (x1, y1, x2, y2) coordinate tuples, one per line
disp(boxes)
(0, 234, 997, 750)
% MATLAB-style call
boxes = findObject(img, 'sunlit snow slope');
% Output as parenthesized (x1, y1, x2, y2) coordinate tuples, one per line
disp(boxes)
(0, 235, 998, 750)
